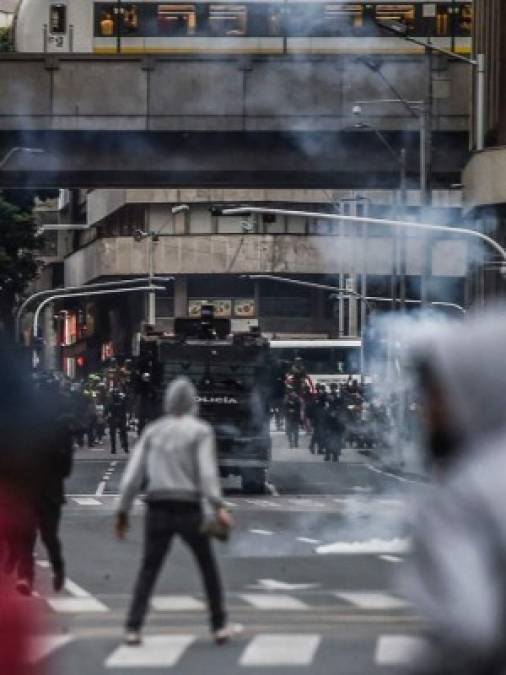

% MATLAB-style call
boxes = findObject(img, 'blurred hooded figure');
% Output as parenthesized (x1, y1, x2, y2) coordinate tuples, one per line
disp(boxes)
(402, 308, 506, 675)
(116, 377, 238, 646)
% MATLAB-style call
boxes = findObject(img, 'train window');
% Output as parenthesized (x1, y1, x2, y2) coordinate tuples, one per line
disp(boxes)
(284, 4, 325, 37)
(422, 4, 436, 18)
(157, 4, 197, 35)
(98, 5, 116, 37)
(459, 4, 472, 36)
(123, 4, 139, 33)
(267, 6, 284, 36)
(324, 4, 364, 33)
(209, 5, 247, 36)
(50, 4, 66, 34)
(374, 4, 415, 32)
(435, 6, 448, 36)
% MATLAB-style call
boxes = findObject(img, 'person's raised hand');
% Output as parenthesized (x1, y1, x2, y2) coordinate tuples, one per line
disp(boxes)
(115, 512, 129, 540)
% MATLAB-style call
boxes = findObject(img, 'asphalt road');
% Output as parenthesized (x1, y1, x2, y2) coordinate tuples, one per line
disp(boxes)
(28, 430, 426, 674)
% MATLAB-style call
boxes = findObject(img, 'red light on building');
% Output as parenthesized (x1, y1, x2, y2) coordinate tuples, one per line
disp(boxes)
(76, 355, 86, 369)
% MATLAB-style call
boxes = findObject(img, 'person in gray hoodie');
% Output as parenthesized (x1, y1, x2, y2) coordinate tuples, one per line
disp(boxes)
(401, 308, 506, 675)
(116, 376, 237, 646)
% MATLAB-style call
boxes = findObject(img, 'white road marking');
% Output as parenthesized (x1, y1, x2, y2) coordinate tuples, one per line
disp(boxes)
(240, 634, 320, 666)
(254, 500, 281, 508)
(316, 538, 410, 555)
(290, 498, 324, 507)
(96, 481, 107, 496)
(380, 555, 403, 563)
(73, 497, 102, 506)
(297, 537, 321, 545)
(335, 592, 410, 610)
(256, 579, 320, 591)
(240, 594, 309, 610)
(223, 500, 235, 509)
(106, 635, 196, 668)
(375, 635, 429, 665)
(48, 597, 109, 613)
(249, 529, 273, 536)
(151, 595, 205, 611)
(27, 634, 74, 663)
(367, 463, 422, 484)
(65, 578, 92, 598)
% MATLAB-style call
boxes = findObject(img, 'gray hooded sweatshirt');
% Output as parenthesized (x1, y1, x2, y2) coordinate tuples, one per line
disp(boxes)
(118, 377, 223, 515)
(402, 309, 506, 671)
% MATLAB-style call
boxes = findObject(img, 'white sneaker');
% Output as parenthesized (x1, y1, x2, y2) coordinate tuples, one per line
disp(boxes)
(124, 631, 142, 646)
(213, 623, 244, 645)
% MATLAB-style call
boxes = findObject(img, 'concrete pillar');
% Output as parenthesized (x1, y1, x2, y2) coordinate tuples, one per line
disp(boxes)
(174, 276, 188, 317)
(347, 275, 359, 337)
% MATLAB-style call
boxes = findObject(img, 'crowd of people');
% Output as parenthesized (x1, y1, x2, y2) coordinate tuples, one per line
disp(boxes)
(34, 358, 159, 455)
(275, 358, 394, 460)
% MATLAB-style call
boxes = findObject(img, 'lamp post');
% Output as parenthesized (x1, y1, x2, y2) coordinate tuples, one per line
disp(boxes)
(375, 20, 486, 153)
(0, 147, 45, 170)
(134, 204, 189, 327)
(351, 107, 409, 310)
(15, 276, 173, 343)
(32, 285, 166, 340)
(223, 207, 506, 270)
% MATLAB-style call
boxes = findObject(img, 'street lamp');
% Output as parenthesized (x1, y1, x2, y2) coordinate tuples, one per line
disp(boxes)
(133, 204, 190, 326)
(32, 285, 166, 339)
(15, 276, 173, 343)
(375, 19, 486, 153)
(0, 147, 45, 169)
(224, 206, 506, 279)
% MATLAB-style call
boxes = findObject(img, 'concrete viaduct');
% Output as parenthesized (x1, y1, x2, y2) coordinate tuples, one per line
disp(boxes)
(0, 53, 471, 188)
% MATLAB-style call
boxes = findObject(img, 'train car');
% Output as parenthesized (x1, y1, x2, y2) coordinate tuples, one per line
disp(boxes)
(13, 0, 472, 55)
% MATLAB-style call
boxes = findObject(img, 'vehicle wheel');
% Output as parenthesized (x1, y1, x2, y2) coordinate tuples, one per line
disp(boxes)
(242, 470, 266, 494)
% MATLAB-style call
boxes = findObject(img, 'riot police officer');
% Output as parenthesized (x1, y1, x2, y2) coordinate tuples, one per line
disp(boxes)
(107, 389, 129, 454)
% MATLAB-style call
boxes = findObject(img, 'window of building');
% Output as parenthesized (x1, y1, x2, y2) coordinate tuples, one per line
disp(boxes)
(157, 4, 196, 35)
(50, 4, 67, 34)
(209, 5, 247, 36)
(155, 295, 174, 318)
(374, 4, 415, 32)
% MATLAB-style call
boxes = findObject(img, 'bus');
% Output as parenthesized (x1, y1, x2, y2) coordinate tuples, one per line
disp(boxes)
(269, 339, 363, 388)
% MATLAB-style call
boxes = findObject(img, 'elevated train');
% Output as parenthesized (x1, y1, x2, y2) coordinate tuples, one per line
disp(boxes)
(13, 0, 472, 55)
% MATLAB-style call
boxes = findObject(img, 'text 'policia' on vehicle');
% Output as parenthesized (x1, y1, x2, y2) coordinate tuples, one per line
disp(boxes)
(138, 305, 272, 494)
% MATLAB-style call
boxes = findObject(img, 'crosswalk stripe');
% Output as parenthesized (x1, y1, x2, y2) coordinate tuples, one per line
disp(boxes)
(335, 592, 409, 610)
(151, 595, 205, 611)
(240, 594, 309, 610)
(48, 597, 109, 613)
(27, 634, 74, 663)
(73, 497, 102, 506)
(240, 634, 321, 666)
(375, 635, 428, 665)
(106, 635, 196, 668)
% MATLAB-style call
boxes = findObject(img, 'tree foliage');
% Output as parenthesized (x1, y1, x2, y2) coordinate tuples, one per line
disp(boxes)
(0, 192, 43, 333)
(0, 27, 12, 52)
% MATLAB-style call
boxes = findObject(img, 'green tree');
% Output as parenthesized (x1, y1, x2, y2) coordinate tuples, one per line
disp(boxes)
(0, 192, 43, 335)
(0, 27, 12, 52)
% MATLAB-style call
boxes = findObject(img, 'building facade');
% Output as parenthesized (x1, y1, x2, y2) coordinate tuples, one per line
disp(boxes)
(52, 186, 475, 374)
(462, 0, 506, 299)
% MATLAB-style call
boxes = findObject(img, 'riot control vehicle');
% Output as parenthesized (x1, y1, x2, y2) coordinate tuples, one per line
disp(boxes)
(138, 308, 272, 493)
